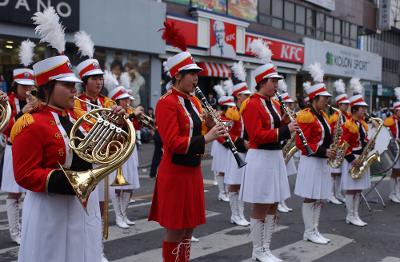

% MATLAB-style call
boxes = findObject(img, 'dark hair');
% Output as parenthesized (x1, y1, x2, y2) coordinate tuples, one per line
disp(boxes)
(255, 78, 269, 91)
(110, 60, 123, 71)
(351, 105, 362, 114)
(10, 81, 18, 93)
(171, 70, 194, 85)
(37, 81, 57, 104)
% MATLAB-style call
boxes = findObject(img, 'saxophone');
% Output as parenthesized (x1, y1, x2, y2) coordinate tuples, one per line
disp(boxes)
(327, 106, 349, 168)
(349, 115, 383, 179)
(282, 133, 298, 164)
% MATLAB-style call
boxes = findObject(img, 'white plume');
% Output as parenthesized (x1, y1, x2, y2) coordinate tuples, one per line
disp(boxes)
(103, 70, 119, 93)
(223, 79, 234, 96)
(350, 77, 363, 95)
(303, 81, 311, 90)
(231, 61, 246, 82)
(18, 40, 35, 66)
(213, 84, 225, 97)
(74, 31, 94, 58)
(249, 38, 272, 62)
(395, 87, 400, 101)
(32, 7, 65, 54)
(120, 72, 131, 89)
(278, 79, 287, 92)
(308, 62, 324, 83)
(334, 79, 345, 94)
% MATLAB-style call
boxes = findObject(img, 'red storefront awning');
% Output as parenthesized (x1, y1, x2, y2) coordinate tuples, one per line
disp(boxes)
(198, 62, 231, 78)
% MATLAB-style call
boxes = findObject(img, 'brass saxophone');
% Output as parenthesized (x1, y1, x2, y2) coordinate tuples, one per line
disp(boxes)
(327, 106, 349, 168)
(349, 115, 383, 179)
(282, 133, 298, 164)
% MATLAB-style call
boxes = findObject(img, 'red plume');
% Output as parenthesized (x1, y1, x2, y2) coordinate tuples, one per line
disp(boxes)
(160, 21, 187, 51)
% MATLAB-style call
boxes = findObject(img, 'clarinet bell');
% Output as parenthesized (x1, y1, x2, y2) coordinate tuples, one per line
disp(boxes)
(305, 145, 314, 156)
(234, 152, 247, 168)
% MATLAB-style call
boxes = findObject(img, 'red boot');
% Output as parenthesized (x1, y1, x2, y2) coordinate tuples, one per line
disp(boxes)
(179, 238, 192, 262)
(162, 241, 180, 262)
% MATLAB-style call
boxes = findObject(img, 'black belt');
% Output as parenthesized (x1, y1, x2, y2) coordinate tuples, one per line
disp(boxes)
(6, 142, 12, 146)
(257, 143, 281, 150)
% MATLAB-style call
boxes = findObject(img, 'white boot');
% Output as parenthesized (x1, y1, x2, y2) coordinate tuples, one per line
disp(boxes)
(250, 218, 274, 262)
(335, 176, 345, 203)
(281, 200, 293, 212)
(238, 199, 250, 226)
(389, 178, 400, 203)
(264, 215, 282, 262)
(345, 194, 364, 227)
(277, 202, 289, 213)
(328, 177, 342, 205)
(111, 195, 129, 229)
(216, 175, 229, 202)
(122, 192, 135, 225)
(302, 203, 327, 244)
(354, 193, 367, 226)
(229, 192, 248, 226)
(6, 199, 21, 245)
(313, 203, 330, 243)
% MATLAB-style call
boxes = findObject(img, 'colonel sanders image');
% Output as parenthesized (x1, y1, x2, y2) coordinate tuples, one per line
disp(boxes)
(210, 20, 236, 58)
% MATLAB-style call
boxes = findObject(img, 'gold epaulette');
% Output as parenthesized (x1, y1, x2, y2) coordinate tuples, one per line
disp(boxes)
(74, 99, 83, 111)
(296, 108, 314, 124)
(239, 97, 250, 114)
(192, 96, 203, 114)
(321, 111, 331, 125)
(10, 113, 34, 143)
(225, 106, 240, 121)
(384, 116, 395, 127)
(104, 96, 116, 108)
(361, 119, 369, 131)
(330, 112, 339, 123)
(73, 106, 86, 120)
(344, 120, 358, 134)
(159, 90, 172, 100)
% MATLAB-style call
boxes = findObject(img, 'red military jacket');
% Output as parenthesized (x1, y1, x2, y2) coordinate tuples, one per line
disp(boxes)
(295, 107, 332, 157)
(155, 87, 206, 169)
(74, 93, 114, 112)
(340, 117, 369, 161)
(329, 110, 352, 131)
(3, 93, 26, 140)
(241, 93, 290, 149)
(384, 115, 399, 139)
(126, 106, 141, 130)
(11, 105, 85, 193)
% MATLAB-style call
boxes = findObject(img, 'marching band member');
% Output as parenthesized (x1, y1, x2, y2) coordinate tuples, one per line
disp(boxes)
(240, 39, 297, 260)
(108, 84, 142, 229)
(328, 79, 351, 205)
(278, 87, 296, 213)
(11, 7, 123, 261)
(224, 67, 251, 226)
(148, 51, 226, 262)
(294, 63, 335, 245)
(74, 31, 114, 262)
(340, 79, 371, 227)
(211, 83, 232, 202)
(0, 40, 36, 245)
(384, 88, 400, 203)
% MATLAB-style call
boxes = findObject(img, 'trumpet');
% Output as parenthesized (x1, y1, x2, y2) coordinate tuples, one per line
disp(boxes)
(127, 106, 155, 129)
(275, 91, 314, 156)
(194, 87, 247, 168)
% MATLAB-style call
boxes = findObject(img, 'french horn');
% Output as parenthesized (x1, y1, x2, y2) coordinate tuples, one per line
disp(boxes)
(0, 100, 12, 133)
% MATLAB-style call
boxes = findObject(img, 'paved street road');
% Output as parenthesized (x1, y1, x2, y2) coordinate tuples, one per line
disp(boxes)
(0, 153, 400, 261)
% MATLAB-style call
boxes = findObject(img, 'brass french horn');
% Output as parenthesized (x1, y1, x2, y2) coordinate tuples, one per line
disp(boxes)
(62, 99, 136, 209)
(0, 100, 12, 133)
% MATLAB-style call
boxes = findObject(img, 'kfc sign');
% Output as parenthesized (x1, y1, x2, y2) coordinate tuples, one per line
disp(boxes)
(245, 34, 304, 64)
(210, 19, 236, 59)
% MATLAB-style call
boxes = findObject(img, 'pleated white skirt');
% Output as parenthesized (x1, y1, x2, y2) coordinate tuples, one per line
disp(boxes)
(224, 152, 246, 185)
(1, 145, 25, 193)
(286, 158, 297, 176)
(211, 141, 229, 173)
(239, 149, 290, 204)
(341, 156, 371, 190)
(294, 156, 332, 200)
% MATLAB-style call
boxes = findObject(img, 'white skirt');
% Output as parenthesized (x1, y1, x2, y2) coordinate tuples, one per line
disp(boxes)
(341, 156, 371, 190)
(239, 149, 290, 204)
(211, 141, 229, 173)
(286, 158, 297, 176)
(18, 191, 102, 262)
(330, 166, 342, 173)
(295, 156, 332, 200)
(1, 144, 25, 193)
(224, 152, 246, 185)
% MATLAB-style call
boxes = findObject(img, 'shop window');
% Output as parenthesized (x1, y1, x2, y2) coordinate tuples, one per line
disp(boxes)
(295, 5, 305, 34)
(334, 18, 341, 43)
(316, 12, 324, 40)
(350, 24, 358, 40)
(305, 8, 315, 37)
(272, 0, 283, 29)
(284, 1, 295, 31)
(258, 0, 272, 25)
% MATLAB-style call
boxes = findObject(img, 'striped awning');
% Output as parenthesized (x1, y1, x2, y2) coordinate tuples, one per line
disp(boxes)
(198, 62, 231, 78)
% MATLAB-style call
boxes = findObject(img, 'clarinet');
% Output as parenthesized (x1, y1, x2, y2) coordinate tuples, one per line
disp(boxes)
(194, 87, 247, 168)
(275, 91, 314, 156)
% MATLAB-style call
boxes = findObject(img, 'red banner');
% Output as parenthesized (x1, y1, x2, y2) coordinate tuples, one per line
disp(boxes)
(210, 19, 236, 58)
(245, 34, 304, 64)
